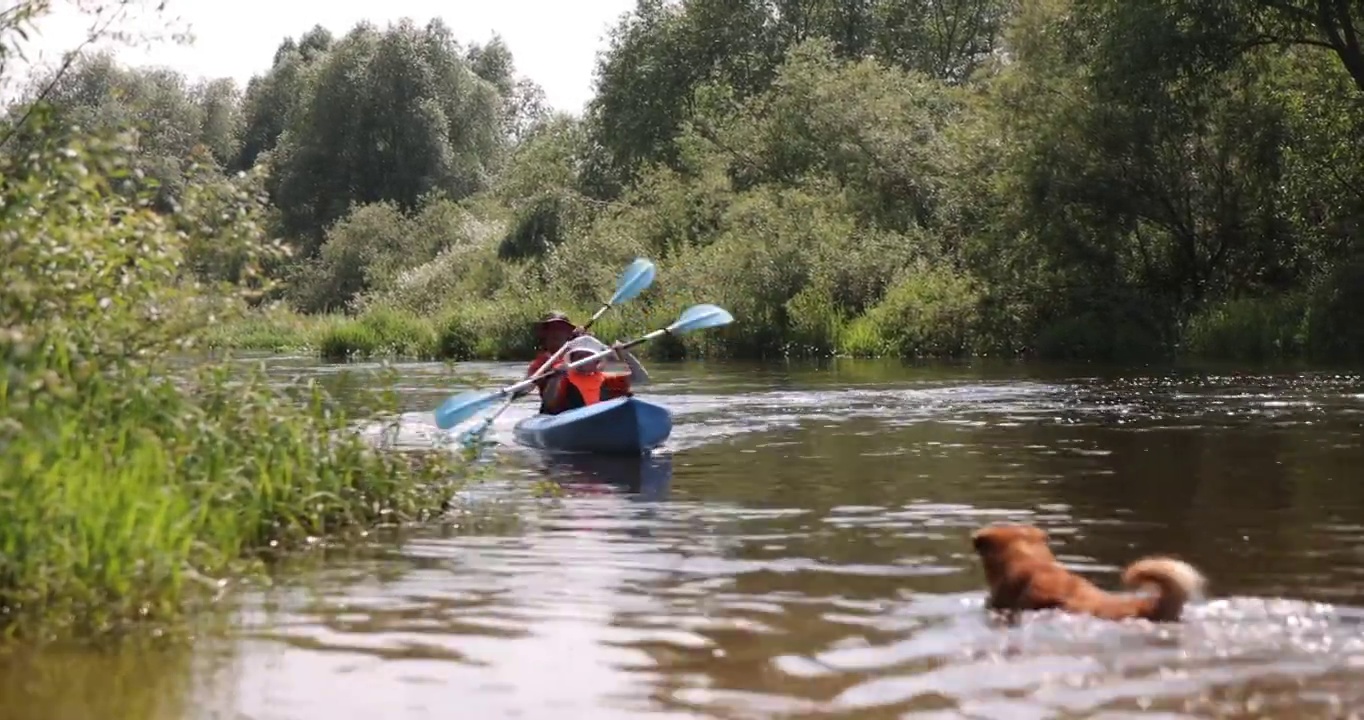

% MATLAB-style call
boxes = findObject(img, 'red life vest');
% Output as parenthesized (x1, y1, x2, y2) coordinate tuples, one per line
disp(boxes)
(556, 370, 607, 412)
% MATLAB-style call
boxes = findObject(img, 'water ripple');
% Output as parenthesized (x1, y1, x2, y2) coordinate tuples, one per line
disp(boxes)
(225, 484, 1364, 718)
(20, 359, 1364, 720)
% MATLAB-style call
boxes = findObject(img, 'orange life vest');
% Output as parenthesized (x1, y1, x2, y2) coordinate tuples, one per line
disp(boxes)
(556, 369, 607, 411)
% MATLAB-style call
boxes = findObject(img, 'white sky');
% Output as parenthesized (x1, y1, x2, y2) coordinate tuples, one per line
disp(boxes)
(9, 0, 638, 113)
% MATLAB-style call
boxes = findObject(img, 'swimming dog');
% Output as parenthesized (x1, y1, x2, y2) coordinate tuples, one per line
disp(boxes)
(970, 523, 1205, 623)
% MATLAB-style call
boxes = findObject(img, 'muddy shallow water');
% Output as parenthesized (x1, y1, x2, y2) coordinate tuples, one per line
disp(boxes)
(8, 359, 1364, 719)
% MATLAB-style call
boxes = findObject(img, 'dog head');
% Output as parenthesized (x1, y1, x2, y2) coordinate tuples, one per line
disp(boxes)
(971, 523, 1052, 584)
(972, 523, 1048, 556)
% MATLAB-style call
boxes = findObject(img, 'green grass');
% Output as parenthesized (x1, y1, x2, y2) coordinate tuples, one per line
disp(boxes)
(315, 307, 440, 361)
(204, 308, 343, 353)
(0, 120, 473, 641)
(1182, 294, 1310, 361)
(214, 299, 650, 362)
(212, 264, 1358, 366)
(0, 352, 470, 640)
(212, 267, 992, 363)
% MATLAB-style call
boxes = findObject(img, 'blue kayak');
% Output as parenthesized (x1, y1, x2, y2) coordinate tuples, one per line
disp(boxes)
(512, 397, 673, 455)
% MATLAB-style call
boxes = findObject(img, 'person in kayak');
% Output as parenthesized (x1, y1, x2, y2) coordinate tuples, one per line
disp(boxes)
(541, 336, 649, 415)
(517, 311, 582, 401)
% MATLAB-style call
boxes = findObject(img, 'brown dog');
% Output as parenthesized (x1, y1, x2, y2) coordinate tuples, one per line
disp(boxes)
(970, 523, 1205, 623)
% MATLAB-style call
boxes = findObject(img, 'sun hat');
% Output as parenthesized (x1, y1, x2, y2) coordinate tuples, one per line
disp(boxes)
(535, 310, 577, 337)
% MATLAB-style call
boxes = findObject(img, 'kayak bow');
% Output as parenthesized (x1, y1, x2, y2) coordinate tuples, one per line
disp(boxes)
(512, 397, 672, 455)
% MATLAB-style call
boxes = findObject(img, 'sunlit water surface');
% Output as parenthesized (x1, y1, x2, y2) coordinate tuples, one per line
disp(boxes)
(6, 358, 1364, 720)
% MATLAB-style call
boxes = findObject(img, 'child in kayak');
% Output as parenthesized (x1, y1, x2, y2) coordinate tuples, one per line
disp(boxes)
(541, 336, 649, 415)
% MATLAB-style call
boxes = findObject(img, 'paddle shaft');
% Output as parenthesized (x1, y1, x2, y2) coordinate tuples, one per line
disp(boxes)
(490, 326, 669, 401)
(466, 327, 578, 439)
(437, 302, 730, 430)
(585, 303, 611, 328)
(510, 298, 609, 398)
(477, 290, 626, 428)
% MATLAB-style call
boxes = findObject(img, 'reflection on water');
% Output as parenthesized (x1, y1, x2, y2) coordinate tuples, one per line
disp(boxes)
(10, 359, 1364, 719)
(530, 452, 675, 501)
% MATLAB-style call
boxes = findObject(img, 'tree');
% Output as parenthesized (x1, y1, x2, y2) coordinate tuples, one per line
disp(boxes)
(9, 52, 240, 210)
(267, 18, 508, 250)
(192, 77, 242, 168)
(235, 26, 333, 171)
(584, 0, 1009, 192)
(467, 34, 548, 143)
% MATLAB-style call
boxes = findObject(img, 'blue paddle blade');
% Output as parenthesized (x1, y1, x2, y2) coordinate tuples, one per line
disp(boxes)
(669, 303, 735, 334)
(434, 390, 501, 430)
(609, 258, 656, 305)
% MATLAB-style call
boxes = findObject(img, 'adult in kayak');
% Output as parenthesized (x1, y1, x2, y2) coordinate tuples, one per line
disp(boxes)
(517, 311, 582, 401)
(541, 335, 650, 415)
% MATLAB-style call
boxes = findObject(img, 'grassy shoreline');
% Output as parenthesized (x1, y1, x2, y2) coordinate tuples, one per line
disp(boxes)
(1, 361, 472, 641)
(0, 123, 476, 642)
(208, 295, 1363, 366)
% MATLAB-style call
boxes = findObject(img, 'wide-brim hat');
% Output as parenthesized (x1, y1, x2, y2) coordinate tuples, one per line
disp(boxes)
(535, 310, 577, 337)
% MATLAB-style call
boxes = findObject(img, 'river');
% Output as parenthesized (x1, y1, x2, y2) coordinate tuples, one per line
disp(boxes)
(6, 358, 1364, 719)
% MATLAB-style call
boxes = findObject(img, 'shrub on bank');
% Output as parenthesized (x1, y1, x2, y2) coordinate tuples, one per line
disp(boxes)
(0, 123, 466, 638)
(203, 307, 342, 353)
(316, 307, 441, 361)
(1304, 256, 1364, 364)
(1183, 294, 1310, 361)
(838, 264, 983, 358)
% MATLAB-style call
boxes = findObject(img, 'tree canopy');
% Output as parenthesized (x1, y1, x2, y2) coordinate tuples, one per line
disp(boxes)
(6, 0, 1363, 361)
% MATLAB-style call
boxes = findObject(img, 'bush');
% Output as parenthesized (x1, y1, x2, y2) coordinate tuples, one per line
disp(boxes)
(1305, 256, 1364, 363)
(436, 299, 559, 360)
(839, 264, 983, 358)
(368, 231, 515, 317)
(1183, 294, 1309, 361)
(289, 198, 487, 314)
(0, 120, 465, 638)
(653, 184, 920, 358)
(315, 307, 439, 361)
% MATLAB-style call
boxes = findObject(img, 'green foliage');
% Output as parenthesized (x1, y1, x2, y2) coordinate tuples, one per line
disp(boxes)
(467, 34, 548, 142)
(234, 27, 331, 171)
(650, 183, 895, 357)
(0, 107, 464, 637)
(316, 307, 440, 361)
(23, 0, 1364, 367)
(489, 114, 609, 262)
(840, 264, 983, 358)
(203, 306, 340, 353)
(289, 197, 485, 313)
(585, 0, 1010, 188)
(8, 51, 245, 209)
(1184, 295, 1310, 362)
(687, 39, 961, 233)
(268, 19, 512, 249)
(1305, 257, 1364, 363)
(435, 299, 546, 360)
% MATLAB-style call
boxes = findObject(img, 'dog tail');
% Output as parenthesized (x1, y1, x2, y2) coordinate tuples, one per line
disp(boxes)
(1121, 557, 1205, 622)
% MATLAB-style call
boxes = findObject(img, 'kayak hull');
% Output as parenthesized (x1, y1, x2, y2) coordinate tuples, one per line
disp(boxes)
(512, 397, 672, 455)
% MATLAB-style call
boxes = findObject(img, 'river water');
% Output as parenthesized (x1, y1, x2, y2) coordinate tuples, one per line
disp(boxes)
(7, 358, 1364, 719)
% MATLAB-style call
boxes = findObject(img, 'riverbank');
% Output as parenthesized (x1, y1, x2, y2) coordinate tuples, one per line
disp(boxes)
(209, 287, 1362, 366)
(1, 359, 471, 641)
(0, 124, 473, 641)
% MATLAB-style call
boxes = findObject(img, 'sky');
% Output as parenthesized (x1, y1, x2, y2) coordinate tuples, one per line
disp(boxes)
(11, 0, 639, 113)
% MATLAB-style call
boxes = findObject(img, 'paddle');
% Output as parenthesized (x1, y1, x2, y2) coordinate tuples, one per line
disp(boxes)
(585, 257, 656, 330)
(451, 258, 657, 443)
(435, 303, 734, 430)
